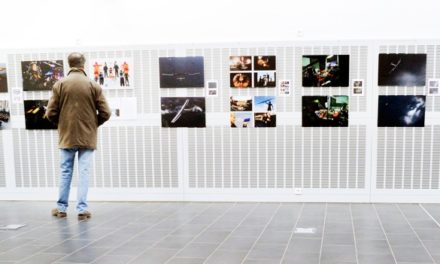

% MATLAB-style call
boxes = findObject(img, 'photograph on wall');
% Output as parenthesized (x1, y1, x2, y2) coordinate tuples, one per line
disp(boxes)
(0, 100, 10, 129)
(230, 56, 252, 71)
(161, 97, 205, 127)
(254, 96, 276, 112)
(254, 56, 276, 71)
(302, 55, 350, 87)
(254, 71, 276, 87)
(352, 79, 365, 96)
(279, 80, 291, 96)
(21, 60, 64, 91)
(230, 112, 252, 128)
(90, 59, 133, 89)
(230, 73, 252, 88)
(0, 63, 7, 93)
(428, 78, 440, 96)
(377, 95, 425, 127)
(378, 54, 426, 86)
(254, 112, 276, 127)
(302, 96, 349, 127)
(107, 97, 137, 120)
(24, 100, 57, 129)
(230, 96, 252, 111)
(159, 57, 204, 88)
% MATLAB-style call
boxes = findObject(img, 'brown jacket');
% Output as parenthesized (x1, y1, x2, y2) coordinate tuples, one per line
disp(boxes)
(46, 68, 111, 149)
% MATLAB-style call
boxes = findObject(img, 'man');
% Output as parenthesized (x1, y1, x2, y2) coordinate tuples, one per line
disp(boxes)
(46, 52, 111, 220)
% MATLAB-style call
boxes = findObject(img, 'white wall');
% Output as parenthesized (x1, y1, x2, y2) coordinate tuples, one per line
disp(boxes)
(1, 0, 439, 49)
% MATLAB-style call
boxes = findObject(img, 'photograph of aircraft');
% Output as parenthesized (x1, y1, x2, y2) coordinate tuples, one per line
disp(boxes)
(161, 97, 205, 127)
(159, 57, 204, 88)
(378, 54, 426, 86)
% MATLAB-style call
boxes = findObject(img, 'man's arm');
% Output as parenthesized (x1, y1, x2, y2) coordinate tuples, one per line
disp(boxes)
(46, 82, 61, 125)
(95, 86, 111, 126)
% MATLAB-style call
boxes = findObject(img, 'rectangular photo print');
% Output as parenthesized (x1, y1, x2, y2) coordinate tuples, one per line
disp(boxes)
(161, 97, 205, 127)
(21, 60, 64, 91)
(254, 112, 276, 127)
(230, 96, 252, 111)
(230, 56, 252, 71)
(378, 54, 426, 86)
(24, 100, 57, 129)
(0, 63, 7, 93)
(230, 72, 252, 88)
(378, 95, 425, 127)
(254, 96, 276, 112)
(0, 100, 10, 129)
(302, 55, 349, 87)
(254, 56, 276, 71)
(159, 57, 204, 88)
(254, 71, 276, 87)
(230, 112, 252, 128)
(90, 59, 133, 89)
(302, 96, 349, 127)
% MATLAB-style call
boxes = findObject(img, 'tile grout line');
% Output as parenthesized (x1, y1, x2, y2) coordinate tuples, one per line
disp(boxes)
(202, 203, 261, 263)
(318, 203, 328, 264)
(240, 203, 283, 264)
(278, 203, 305, 264)
(372, 204, 398, 264)
(419, 204, 440, 228)
(396, 204, 437, 264)
(349, 204, 359, 264)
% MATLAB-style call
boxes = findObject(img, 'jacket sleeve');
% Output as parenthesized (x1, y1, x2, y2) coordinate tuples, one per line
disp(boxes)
(46, 82, 61, 125)
(95, 85, 111, 126)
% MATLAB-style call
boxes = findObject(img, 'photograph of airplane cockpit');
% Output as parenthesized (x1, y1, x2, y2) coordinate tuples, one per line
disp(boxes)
(302, 55, 349, 87)
(302, 96, 349, 127)
(378, 95, 425, 127)
(23, 100, 57, 130)
(159, 57, 205, 88)
(378, 54, 426, 86)
(21, 60, 64, 91)
(161, 97, 206, 127)
(0, 100, 10, 129)
(230, 96, 252, 111)
(0, 63, 7, 93)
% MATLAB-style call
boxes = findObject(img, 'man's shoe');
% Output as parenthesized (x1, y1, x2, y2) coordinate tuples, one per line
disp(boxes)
(78, 211, 91, 220)
(51, 208, 67, 218)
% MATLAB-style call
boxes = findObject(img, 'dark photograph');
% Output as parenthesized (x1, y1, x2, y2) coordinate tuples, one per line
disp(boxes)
(254, 56, 276, 71)
(21, 60, 64, 91)
(378, 95, 425, 127)
(378, 54, 426, 86)
(230, 56, 252, 71)
(0, 63, 7, 93)
(161, 97, 205, 127)
(302, 55, 350, 87)
(230, 96, 252, 111)
(230, 73, 252, 88)
(24, 100, 57, 129)
(302, 96, 349, 127)
(159, 57, 205, 88)
(254, 72, 276, 87)
(254, 112, 276, 127)
(0, 100, 10, 129)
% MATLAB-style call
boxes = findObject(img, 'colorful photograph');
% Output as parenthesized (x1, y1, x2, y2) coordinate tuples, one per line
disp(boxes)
(230, 96, 252, 111)
(90, 59, 133, 89)
(254, 112, 276, 127)
(254, 56, 276, 71)
(24, 100, 57, 129)
(161, 97, 205, 127)
(378, 95, 425, 127)
(230, 112, 252, 128)
(254, 96, 276, 112)
(0, 100, 10, 129)
(21, 60, 64, 91)
(378, 54, 426, 86)
(254, 71, 276, 87)
(302, 55, 350, 87)
(230, 73, 252, 88)
(302, 96, 349, 127)
(230, 56, 252, 71)
(159, 57, 205, 88)
(0, 63, 7, 93)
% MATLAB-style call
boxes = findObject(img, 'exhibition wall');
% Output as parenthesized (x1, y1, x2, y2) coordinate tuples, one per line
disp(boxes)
(0, 40, 439, 203)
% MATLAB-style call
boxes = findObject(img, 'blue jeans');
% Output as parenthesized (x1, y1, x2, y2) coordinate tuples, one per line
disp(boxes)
(57, 148, 94, 213)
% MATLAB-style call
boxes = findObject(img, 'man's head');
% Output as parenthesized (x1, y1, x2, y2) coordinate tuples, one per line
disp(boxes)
(68, 52, 86, 68)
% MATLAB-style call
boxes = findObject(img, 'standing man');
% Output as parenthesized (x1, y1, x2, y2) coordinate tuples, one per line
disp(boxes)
(46, 52, 111, 220)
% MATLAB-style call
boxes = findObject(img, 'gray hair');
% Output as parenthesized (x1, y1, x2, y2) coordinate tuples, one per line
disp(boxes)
(68, 52, 86, 68)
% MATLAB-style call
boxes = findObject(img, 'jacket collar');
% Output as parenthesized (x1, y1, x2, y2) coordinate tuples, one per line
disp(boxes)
(68, 67, 87, 76)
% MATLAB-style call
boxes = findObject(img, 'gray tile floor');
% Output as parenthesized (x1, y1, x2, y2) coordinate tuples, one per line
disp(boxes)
(0, 202, 440, 264)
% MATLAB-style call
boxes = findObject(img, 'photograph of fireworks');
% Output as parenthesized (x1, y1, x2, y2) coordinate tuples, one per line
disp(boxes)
(302, 96, 349, 127)
(230, 73, 252, 88)
(230, 112, 252, 128)
(0, 63, 7, 93)
(159, 57, 205, 88)
(302, 55, 349, 87)
(378, 95, 425, 127)
(254, 71, 276, 87)
(230, 56, 252, 71)
(378, 54, 426, 86)
(161, 97, 205, 127)
(90, 58, 133, 89)
(254, 56, 276, 71)
(230, 96, 252, 111)
(24, 100, 57, 130)
(0, 100, 10, 129)
(21, 60, 64, 91)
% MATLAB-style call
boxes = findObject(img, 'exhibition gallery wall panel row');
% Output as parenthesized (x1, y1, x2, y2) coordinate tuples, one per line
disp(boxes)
(0, 41, 439, 202)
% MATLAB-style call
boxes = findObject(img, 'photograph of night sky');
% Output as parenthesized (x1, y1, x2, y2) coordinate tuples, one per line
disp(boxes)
(378, 95, 426, 127)
(378, 54, 426, 86)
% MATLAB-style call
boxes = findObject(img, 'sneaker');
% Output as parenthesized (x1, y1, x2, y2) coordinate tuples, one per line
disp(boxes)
(78, 211, 91, 220)
(51, 208, 67, 218)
